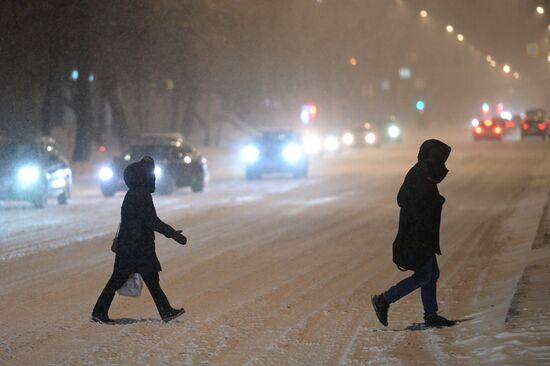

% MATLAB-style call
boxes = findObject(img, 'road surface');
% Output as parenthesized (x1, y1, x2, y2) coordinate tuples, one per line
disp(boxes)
(1, 127, 549, 365)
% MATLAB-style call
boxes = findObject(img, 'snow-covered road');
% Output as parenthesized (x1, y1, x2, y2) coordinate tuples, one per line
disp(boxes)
(1, 129, 549, 365)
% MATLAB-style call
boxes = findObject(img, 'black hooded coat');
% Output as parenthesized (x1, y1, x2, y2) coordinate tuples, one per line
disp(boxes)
(392, 139, 451, 271)
(114, 159, 176, 273)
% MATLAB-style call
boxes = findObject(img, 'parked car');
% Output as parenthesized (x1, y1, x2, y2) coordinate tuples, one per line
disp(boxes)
(98, 133, 208, 196)
(240, 130, 308, 180)
(0, 137, 72, 208)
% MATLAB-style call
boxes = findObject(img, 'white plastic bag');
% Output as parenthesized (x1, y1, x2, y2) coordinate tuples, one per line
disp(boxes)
(117, 273, 144, 297)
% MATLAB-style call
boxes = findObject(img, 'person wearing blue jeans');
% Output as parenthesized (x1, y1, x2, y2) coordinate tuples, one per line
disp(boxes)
(372, 140, 455, 328)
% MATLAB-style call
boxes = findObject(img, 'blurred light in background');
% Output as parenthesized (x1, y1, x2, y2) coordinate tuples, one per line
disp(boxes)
(446, 25, 454, 33)
(537, 6, 544, 14)
(342, 132, 354, 146)
(98, 145, 106, 153)
(387, 125, 401, 139)
(482, 103, 490, 113)
(471, 118, 480, 127)
(349, 57, 358, 66)
(486, 55, 492, 62)
(365, 132, 377, 145)
(490, 60, 497, 67)
(457, 34, 464, 42)
(282, 144, 302, 163)
(500, 111, 512, 120)
(503, 64, 511, 73)
(324, 136, 340, 152)
(419, 10, 428, 18)
(241, 145, 260, 163)
(70, 70, 79, 81)
(415, 99, 425, 111)
(513, 72, 520, 79)
(302, 134, 322, 155)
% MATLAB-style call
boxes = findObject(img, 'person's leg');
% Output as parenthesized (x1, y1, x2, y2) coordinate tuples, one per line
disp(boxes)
(92, 271, 130, 316)
(384, 256, 434, 305)
(140, 271, 172, 317)
(420, 256, 440, 319)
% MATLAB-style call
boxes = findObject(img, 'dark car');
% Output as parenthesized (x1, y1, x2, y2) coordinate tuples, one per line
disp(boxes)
(342, 122, 382, 148)
(240, 130, 308, 180)
(472, 117, 505, 141)
(0, 137, 72, 208)
(521, 109, 548, 140)
(98, 134, 208, 196)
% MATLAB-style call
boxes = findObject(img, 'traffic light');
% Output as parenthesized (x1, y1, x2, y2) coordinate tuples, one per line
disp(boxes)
(301, 103, 318, 124)
(415, 100, 425, 112)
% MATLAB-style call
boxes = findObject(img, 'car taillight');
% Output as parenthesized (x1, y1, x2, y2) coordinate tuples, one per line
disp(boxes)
(483, 119, 493, 127)
(474, 126, 483, 135)
(505, 120, 515, 128)
(537, 122, 547, 131)
(493, 126, 503, 135)
(522, 121, 529, 130)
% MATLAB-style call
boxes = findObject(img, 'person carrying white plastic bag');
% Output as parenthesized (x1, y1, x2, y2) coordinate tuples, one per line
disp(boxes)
(91, 156, 188, 324)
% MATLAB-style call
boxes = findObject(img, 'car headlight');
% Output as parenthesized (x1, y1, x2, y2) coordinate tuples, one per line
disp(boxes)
(302, 135, 322, 155)
(98, 166, 114, 181)
(342, 132, 354, 145)
(282, 143, 302, 163)
(365, 132, 377, 144)
(388, 125, 400, 139)
(324, 136, 340, 151)
(154, 166, 162, 178)
(18, 166, 40, 185)
(241, 145, 260, 163)
(183, 156, 192, 164)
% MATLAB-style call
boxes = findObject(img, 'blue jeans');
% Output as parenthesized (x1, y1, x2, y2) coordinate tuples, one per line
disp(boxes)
(384, 255, 440, 319)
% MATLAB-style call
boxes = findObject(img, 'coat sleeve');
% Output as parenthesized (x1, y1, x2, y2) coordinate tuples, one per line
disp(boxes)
(138, 194, 176, 238)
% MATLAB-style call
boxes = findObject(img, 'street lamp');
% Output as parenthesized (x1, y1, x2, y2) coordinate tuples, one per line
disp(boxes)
(350, 57, 357, 66)
(503, 64, 511, 73)
(537, 6, 544, 14)
(446, 25, 454, 33)
(457, 34, 464, 42)
(420, 10, 428, 17)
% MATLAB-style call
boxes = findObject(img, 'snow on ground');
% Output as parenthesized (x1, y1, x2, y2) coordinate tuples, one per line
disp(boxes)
(0, 125, 549, 365)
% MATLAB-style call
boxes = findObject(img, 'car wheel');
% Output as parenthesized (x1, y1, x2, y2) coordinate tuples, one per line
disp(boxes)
(32, 186, 48, 209)
(57, 190, 68, 205)
(190, 174, 205, 192)
(101, 186, 116, 197)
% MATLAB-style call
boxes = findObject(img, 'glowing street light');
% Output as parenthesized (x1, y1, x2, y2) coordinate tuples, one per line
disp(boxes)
(490, 60, 497, 67)
(482, 103, 490, 114)
(446, 25, 454, 33)
(457, 34, 464, 42)
(420, 10, 428, 18)
(513, 72, 520, 79)
(537, 6, 544, 14)
(350, 57, 358, 66)
(503, 64, 511, 73)
(486, 55, 492, 62)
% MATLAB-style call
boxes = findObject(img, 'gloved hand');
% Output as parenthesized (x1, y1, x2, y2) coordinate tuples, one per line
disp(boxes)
(172, 230, 187, 245)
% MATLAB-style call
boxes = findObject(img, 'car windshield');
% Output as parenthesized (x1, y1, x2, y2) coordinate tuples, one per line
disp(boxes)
(259, 131, 299, 145)
(0, 141, 40, 162)
(128, 144, 172, 159)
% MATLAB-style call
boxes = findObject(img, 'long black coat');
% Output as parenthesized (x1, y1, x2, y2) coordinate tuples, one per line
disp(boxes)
(115, 160, 175, 273)
(392, 140, 451, 271)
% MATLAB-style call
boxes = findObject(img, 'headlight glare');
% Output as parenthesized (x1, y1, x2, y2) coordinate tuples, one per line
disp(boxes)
(388, 125, 400, 139)
(365, 132, 377, 144)
(241, 145, 260, 163)
(282, 143, 302, 163)
(98, 166, 114, 181)
(342, 132, 354, 145)
(324, 135, 340, 151)
(302, 135, 322, 155)
(154, 166, 162, 178)
(18, 166, 40, 185)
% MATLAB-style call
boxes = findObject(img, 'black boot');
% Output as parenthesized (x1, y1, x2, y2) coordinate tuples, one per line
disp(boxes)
(371, 294, 389, 327)
(424, 314, 455, 328)
(91, 313, 115, 324)
(162, 308, 185, 323)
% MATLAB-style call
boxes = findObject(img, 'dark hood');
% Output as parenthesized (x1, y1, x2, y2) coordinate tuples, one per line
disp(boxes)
(417, 139, 451, 163)
(123, 156, 156, 192)
(417, 139, 451, 184)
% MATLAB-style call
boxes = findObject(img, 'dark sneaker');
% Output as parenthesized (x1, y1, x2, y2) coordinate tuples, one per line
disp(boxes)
(91, 314, 115, 324)
(371, 294, 389, 327)
(162, 308, 185, 323)
(424, 315, 456, 328)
